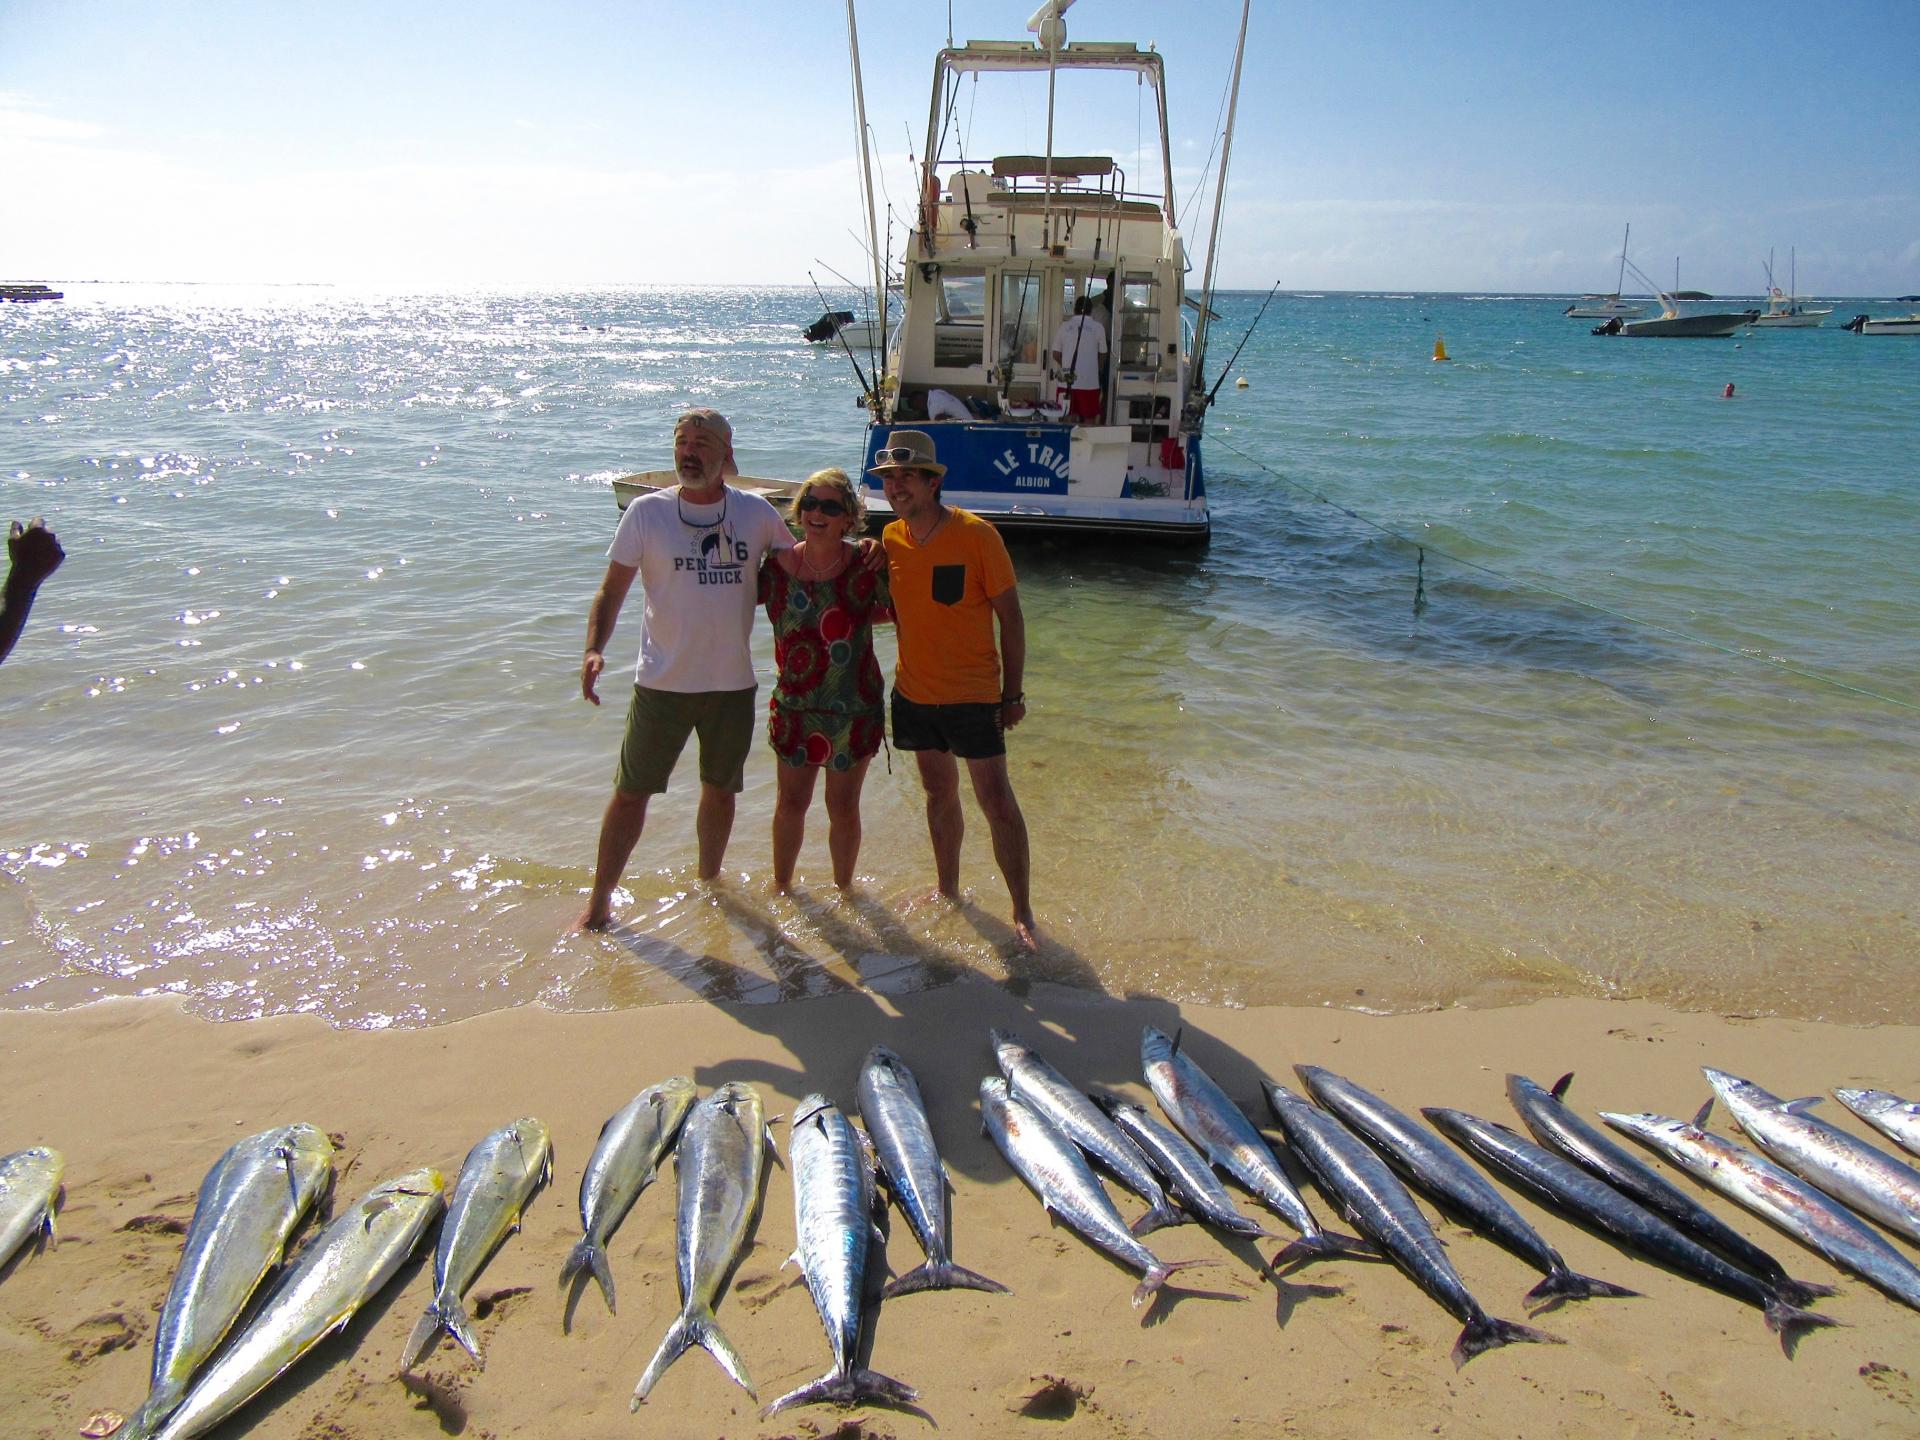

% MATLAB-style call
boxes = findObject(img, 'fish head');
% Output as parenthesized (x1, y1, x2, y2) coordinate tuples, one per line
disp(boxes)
(1596, 1110, 1668, 1142)
(1291, 1064, 1338, 1102)
(1419, 1106, 1473, 1143)
(1140, 1026, 1174, 1066)
(793, 1095, 836, 1132)
(1701, 1067, 1778, 1120)
(652, 1075, 698, 1108)
(987, 1028, 1025, 1071)
(1089, 1092, 1136, 1122)
(710, 1083, 766, 1135)
(1504, 1073, 1552, 1109)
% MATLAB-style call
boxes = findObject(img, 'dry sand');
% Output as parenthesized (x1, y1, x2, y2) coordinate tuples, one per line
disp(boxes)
(3, 982, 1918, 1439)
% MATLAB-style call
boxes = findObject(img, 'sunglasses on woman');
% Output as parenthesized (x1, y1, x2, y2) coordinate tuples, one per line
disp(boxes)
(797, 495, 849, 517)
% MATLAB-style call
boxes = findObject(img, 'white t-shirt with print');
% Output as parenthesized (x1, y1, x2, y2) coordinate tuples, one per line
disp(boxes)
(607, 485, 794, 692)
(1050, 314, 1107, 385)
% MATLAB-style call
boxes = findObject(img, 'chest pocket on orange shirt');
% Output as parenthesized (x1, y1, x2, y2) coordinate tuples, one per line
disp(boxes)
(931, 564, 966, 606)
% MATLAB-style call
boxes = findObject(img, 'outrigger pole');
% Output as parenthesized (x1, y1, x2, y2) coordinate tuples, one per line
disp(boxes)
(845, 0, 888, 415)
(1190, 0, 1252, 398)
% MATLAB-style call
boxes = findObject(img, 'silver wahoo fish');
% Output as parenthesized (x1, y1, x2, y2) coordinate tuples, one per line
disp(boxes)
(1298, 1066, 1635, 1310)
(1425, 1106, 1835, 1351)
(152, 1168, 446, 1440)
(1266, 1082, 1562, 1367)
(1140, 1026, 1372, 1266)
(632, 1082, 770, 1406)
(0, 1146, 63, 1275)
(856, 1045, 1007, 1298)
(980, 1077, 1207, 1308)
(402, 1116, 551, 1370)
(1092, 1094, 1277, 1240)
(991, 1029, 1182, 1234)
(1834, 1087, 1920, 1159)
(764, 1096, 917, 1416)
(1706, 1067, 1920, 1247)
(1508, 1072, 1828, 1306)
(121, 1124, 335, 1440)
(1603, 1104, 1920, 1314)
(561, 1076, 696, 1313)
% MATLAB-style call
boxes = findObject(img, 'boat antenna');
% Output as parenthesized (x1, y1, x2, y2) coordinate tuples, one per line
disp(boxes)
(1201, 279, 1281, 409)
(1028, 0, 1074, 249)
(845, 0, 888, 415)
(810, 269, 874, 404)
(1190, 0, 1252, 397)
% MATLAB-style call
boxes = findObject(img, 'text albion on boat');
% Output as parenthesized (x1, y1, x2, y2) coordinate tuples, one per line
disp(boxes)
(838, 0, 1253, 541)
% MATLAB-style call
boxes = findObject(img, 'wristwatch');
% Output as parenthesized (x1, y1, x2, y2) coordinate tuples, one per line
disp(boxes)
(1001, 692, 1025, 705)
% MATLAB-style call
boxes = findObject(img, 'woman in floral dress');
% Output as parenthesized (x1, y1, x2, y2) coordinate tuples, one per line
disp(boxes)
(759, 468, 891, 890)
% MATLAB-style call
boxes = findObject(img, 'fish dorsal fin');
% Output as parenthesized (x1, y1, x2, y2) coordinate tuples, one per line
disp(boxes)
(1550, 1073, 1575, 1101)
(1784, 1097, 1824, 1115)
(1690, 1098, 1714, 1129)
(1171, 1027, 1184, 1058)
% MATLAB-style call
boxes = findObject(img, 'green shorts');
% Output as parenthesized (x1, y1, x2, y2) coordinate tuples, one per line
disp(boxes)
(615, 684, 757, 796)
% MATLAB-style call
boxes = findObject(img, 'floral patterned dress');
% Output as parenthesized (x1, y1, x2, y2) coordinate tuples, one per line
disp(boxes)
(759, 553, 891, 769)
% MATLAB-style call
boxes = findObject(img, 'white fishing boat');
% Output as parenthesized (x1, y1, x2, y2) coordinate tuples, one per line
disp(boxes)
(833, 0, 1254, 540)
(1564, 224, 1648, 318)
(1750, 249, 1833, 329)
(1594, 255, 1758, 337)
(1843, 312, 1920, 336)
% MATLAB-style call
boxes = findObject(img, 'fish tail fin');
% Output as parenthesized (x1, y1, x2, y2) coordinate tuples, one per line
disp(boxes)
(40, 1200, 59, 1249)
(881, 1259, 1011, 1298)
(441, 1299, 484, 1366)
(632, 1308, 756, 1409)
(1270, 1230, 1379, 1271)
(400, 1305, 446, 1373)
(560, 1235, 617, 1313)
(1776, 1277, 1838, 1307)
(1452, 1314, 1563, 1368)
(116, 1387, 185, 1440)
(762, 1366, 918, 1417)
(1131, 1256, 1212, 1308)
(1524, 1268, 1641, 1309)
(1765, 1296, 1843, 1355)
(1129, 1201, 1187, 1237)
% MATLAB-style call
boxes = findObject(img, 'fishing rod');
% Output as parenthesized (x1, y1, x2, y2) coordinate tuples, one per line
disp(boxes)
(809, 270, 874, 406)
(1201, 278, 1281, 408)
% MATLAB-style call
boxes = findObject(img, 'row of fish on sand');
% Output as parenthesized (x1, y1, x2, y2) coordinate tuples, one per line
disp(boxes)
(983, 1026, 1920, 1367)
(8, 1032, 1920, 1434)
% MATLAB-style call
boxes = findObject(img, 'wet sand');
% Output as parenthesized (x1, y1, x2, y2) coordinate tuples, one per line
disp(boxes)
(3, 983, 1918, 1439)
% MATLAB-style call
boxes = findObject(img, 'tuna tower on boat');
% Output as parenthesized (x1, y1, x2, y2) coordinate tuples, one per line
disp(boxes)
(841, 0, 1252, 541)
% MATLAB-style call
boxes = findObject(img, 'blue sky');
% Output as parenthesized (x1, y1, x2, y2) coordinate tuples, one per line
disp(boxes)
(3, 0, 1916, 294)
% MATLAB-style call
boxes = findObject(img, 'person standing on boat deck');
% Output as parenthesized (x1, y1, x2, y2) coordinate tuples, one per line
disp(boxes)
(872, 430, 1038, 951)
(1049, 295, 1108, 423)
(572, 407, 795, 932)
(760, 468, 892, 893)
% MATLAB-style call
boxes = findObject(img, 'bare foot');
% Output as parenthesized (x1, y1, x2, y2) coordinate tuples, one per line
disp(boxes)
(569, 907, 614, 934)
(1012, 917, 1041, 952)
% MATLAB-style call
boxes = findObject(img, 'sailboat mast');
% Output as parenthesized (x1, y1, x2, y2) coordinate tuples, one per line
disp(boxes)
(1616, 222, 1630, 297)
(845, 0, 887, 394)
(1192, 0, 1252, 384)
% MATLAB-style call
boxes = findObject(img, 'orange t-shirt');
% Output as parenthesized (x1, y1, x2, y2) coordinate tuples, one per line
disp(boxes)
(883, 508, 1018, 705)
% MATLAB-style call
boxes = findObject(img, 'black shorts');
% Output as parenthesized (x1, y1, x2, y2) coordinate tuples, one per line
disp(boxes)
(890, 691, 1006, 760)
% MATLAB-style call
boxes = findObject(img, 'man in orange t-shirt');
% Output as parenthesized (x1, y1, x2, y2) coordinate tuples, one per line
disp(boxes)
(872, 430, 1037, 950)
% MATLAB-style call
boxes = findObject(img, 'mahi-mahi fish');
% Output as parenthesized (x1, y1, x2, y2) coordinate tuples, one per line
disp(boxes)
(1266, 1082, 1562, 1366)
(1140, 1026, 1373, 1266)
(991, 1029, 1182, 1234)
(1834, 1087, 1920, 1160)
(561, 1076, 696, 1313)
(151, 1168, 446, 1440)
(401, 1116, 551, 1370)
(120, 1124, 335, 1440)
(632, 1082, 770, 1406)
(1706, 1067, 1920, 1247)
(856, 1045, 1007, 1298)
(1602, 1104, 1920, 1314)
(980, 1077, 1208, 1308)
(1297, 1066, 1635, 1310)
(1092, 1095, 1277, 1240)
(1424, 1106, 1835, 1352)
(1507, 1072, 1829, 1306)
(764, 1096, 918, 1416)
(0, 1147, 63, 1275)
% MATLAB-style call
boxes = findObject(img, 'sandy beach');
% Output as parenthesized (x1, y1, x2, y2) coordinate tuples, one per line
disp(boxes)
(4, 981, 1918, 1439)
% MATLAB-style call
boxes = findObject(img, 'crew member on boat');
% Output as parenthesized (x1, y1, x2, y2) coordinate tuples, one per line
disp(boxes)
(1049, 295, 1108, 422)
(573, 408, 795, 932)
(872, 430, 1038, 950)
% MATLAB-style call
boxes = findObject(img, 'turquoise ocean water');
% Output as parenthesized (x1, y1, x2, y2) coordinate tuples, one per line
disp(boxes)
(3, 284, 1915, 1027)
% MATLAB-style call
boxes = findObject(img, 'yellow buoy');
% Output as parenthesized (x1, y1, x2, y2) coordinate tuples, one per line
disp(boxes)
(1432, 334, 1449, 362)
(1235, 376, 1249, 388)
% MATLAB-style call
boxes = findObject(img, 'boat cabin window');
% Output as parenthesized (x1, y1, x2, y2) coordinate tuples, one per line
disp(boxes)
(1117, 274, 1160, 368)
(933, 269, 985, 370)
(999, 270, 1044, 369)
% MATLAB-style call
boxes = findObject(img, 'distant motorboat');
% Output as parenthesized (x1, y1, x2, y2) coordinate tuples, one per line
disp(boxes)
(0, 283, 63, 302)
(1592, 296, 1759, 338)
(1749, 248, 1832, 328)
(1843, 312, 1920, 336)
(1565, 223, 1647, 318)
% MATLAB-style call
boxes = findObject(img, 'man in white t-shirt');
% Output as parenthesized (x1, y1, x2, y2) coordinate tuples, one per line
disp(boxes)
(1049, 295, 1108, 423)
(573, 408, 794, 931)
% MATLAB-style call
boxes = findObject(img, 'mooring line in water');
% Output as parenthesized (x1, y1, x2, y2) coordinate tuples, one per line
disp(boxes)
(1212, 435, 1920, 716)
